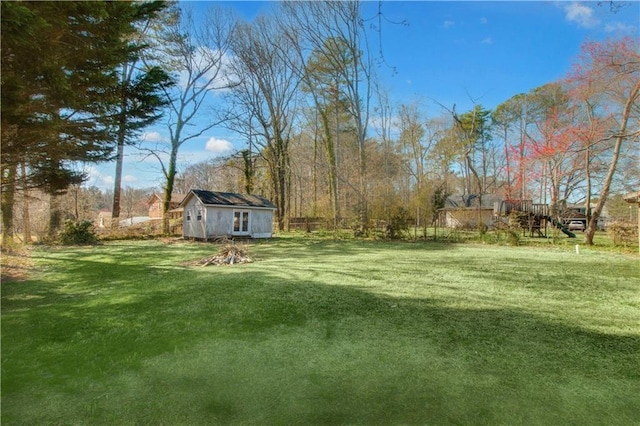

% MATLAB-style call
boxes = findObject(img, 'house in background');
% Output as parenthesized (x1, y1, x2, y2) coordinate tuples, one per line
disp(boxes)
(438, 194, 611, 235)
(438, 194, 503, 229)
(180, 189, 276, 240)
(564, 202, 610, 230)
(147, 193, 185, 219)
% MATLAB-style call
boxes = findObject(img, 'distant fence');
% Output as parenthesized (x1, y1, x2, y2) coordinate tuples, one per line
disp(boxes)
(288, 217, 325, 231)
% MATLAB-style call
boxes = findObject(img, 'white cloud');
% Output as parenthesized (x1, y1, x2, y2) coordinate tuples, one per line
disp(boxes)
(604, 22, 637, 34)
(481, 37, 493, 45)
(141, 131, 167, 143)
(177, 46, 237, 93)
(123, 175, 138, 183)
(442, 20, 455, 29)
(564, 2, 600, 28)
(480, 17, 488, 24)
(85, 166, 114, 188)
(205, 137, 234, 154)
(368, 115, 401, 139)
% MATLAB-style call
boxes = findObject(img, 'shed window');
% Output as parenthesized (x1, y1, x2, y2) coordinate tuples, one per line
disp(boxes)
(186, 210, 191, 221)
(196, 209, 202, 221)
(233, 211, 249, 233)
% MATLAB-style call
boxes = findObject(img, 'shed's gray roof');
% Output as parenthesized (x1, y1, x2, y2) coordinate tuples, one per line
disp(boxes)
(184, 189, 276, 209)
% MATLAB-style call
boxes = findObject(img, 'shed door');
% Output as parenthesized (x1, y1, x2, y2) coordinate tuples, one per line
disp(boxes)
(233, 210, 250, 235)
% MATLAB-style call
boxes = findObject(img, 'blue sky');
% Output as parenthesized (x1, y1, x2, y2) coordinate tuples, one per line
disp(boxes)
(86, 1, 639, 191)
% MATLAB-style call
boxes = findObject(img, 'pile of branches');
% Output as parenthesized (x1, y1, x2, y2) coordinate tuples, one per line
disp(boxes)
(196, 241, 252, 266)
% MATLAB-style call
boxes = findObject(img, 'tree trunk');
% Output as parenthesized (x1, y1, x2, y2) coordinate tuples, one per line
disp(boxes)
(585, 83, 639, 244)
(265, 131, 288, 232)
(21, 163, 32, 243)
(242, 149, 254, 194)
(111, 108, 127, 227)
(276, 136, 288, 231)
(358, 131, 368, 231)
(48, 193, 62, 241)
(320, 110, 339, 229)
(163, 146, 179, 235)
(312, 127, 318, 218)
(465, 153, 484, 230)
(584, 144, 592, 240)
(1, 163, 17, 247)
(519, 114, 527, 200)
(503, 127, 512, 199)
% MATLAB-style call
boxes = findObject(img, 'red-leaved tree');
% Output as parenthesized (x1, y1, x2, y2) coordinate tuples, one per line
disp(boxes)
(526, 102, 582, 214)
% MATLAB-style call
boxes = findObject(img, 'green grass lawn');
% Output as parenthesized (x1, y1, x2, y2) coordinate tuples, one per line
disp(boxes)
(2, 237, 639, 425)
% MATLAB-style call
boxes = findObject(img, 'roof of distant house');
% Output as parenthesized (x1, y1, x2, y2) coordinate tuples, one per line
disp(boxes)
(442, 194, 503, 210)
(147, 193, 185, 205)
(624, 191, 639, 204)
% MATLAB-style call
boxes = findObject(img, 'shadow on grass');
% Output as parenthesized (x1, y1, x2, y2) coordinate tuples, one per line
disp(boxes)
(2, 242, 639, 425)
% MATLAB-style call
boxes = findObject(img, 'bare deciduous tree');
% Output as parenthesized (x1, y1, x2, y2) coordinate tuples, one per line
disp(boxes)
(226, 13, 302, 231)
(143, 5, 237, 233)
(282, 0, 373, 231)
(566, 37, 640, 244)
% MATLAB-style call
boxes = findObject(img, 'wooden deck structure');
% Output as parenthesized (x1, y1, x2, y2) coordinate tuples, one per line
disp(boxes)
(494, 199, 575, 238)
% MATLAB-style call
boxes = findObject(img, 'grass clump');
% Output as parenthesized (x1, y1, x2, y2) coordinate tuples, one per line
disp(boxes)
(2, 239, 639, 425)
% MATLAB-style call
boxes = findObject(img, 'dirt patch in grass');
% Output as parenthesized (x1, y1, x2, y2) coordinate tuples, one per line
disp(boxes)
(1, 246, 34, 283)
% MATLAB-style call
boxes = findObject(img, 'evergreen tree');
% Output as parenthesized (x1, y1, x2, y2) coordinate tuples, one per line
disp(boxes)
(1, 1, 168, 242)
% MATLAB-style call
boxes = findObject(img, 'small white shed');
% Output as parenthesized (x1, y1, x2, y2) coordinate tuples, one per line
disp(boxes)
(180, 189, 276, 240)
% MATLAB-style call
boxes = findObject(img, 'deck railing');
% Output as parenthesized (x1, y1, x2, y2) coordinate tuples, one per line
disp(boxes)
(495, 200, 549, 217)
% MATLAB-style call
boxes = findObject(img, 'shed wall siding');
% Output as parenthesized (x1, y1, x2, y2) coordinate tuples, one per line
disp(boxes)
(183, 198, 207, 239)
(207, 207, 234, 236)
(250, 210, 273, 238)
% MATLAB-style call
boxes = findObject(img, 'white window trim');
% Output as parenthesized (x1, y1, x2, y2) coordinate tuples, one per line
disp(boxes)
(232, 209, 251, 235)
